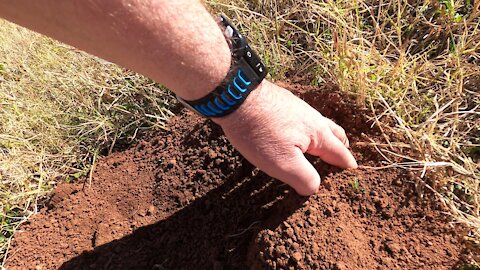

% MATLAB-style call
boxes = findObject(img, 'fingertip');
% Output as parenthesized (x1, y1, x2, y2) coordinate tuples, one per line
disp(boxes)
(342, 151, 358, 169)
(269, 149, 321, 196)
(295, 172, 321, 196)
(349, 158, 358, 169)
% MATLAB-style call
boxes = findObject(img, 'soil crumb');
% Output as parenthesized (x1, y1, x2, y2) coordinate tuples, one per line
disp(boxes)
(5, 83, 470, 270)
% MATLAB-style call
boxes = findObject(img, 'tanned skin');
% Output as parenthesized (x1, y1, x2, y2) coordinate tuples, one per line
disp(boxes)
(0, 0, 357, 195)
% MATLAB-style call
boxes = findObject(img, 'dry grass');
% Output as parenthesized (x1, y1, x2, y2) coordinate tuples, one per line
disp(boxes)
(0, 20, 174, 262)
(209, 0, 479, 259)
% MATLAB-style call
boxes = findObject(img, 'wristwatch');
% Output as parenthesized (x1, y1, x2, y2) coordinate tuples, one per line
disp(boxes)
(176, 15, 268, 118)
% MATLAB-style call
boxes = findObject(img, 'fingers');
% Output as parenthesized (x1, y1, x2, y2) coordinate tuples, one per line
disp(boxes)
(326, 118, 349, 147)
(262, 148, 321, 196)
(307, 128, 358, 169)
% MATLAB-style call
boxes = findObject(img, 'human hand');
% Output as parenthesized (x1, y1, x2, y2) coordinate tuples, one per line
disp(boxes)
(213, 80, 358, 196)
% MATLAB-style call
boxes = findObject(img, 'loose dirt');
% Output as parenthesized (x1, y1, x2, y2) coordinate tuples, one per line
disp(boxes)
(5, 83, 472, 269)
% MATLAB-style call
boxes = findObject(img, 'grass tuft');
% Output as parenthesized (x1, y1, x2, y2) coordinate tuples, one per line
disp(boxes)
(0, 19, 173, 262)
(209, 0, 479, 258)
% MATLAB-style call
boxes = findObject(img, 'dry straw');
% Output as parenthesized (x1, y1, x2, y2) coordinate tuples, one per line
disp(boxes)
(0, 20, 173, 263)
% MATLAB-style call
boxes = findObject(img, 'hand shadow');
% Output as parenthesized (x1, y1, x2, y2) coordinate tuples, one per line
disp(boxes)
(59, 160, 308, 270)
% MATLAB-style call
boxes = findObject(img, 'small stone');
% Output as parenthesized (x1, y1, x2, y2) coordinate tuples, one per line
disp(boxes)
(275, 245, 287, 256)
(286, 239, 293, 246)
(168, 159, 176, 166)
(294, 224, 303, 234)
(292, 251, 302, 262)
(322, 181, 333, 191)
(393, 178, 403, 186)
(384, 241, 402, 257)
(307, 215, 317, 226)
(267, 246, 274, 256)
(147, 205, 155, 216)
(277, 258, 288, 268)
(286, 228, 295, 238)
(138, 208, 147, 217)
(208, 149, 217, 159)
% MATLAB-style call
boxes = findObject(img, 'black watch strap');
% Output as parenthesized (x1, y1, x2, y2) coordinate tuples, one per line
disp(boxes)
(176, 15, 268, 118)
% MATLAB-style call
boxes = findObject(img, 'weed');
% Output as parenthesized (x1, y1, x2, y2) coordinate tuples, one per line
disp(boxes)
(351, 178, 360, 191)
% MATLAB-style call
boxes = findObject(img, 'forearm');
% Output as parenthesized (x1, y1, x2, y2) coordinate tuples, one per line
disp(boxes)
(0, 0, 231, 100)
(0, 0, 358, 196)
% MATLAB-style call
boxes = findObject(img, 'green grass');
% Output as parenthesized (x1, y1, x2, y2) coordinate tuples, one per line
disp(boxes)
(351, 178, 360, 192)
(0, 20, 174, 262)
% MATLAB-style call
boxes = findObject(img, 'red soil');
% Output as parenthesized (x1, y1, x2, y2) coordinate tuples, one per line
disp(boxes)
(5, 83, 471, 269)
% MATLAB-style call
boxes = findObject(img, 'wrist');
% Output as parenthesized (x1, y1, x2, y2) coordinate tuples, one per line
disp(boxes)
(176, 16, 268, 118)
(212, 79, 270, 127)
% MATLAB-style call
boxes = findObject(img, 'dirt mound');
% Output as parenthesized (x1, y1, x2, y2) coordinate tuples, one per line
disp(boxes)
(5, 83, 470, 269)
(248, 169, 461, 269)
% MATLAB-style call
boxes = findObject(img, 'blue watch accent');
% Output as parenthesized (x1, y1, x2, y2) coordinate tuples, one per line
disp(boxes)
(221, 92, 236, 106)
(175, 15, 268, 118)
(233, 77, 247, 93)
(228, 85, 242, 100)
(199, 104, 214, 116)
(207, 101, 222, 114)
(237, 70, 251, 86)
(214, 97, 230, 111)
(194, 105, 205, 116)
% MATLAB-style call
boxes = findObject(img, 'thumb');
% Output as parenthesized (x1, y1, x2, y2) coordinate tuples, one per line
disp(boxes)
(263, 148, 321, 196)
